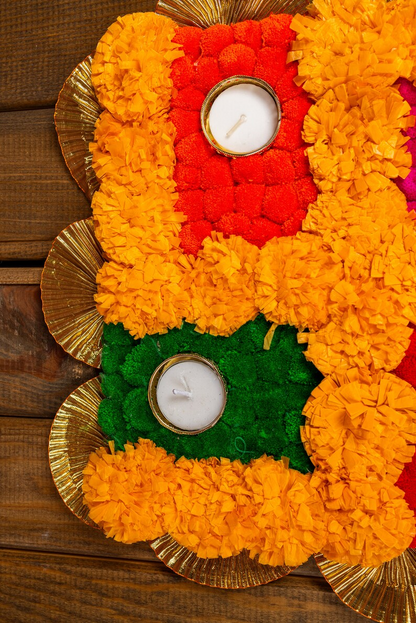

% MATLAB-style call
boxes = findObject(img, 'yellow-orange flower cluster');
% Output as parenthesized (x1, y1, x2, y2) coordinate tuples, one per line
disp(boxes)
(83, 440, 327, 566)
(302, 368, 416, 483)
(84, 2, 416, 569)
(255, 233, 343, 331)
(91, 12, 184, 122)
(188, 233, 259, 336)
(301, 367, 416, 566)
(311, 469, 416, 567)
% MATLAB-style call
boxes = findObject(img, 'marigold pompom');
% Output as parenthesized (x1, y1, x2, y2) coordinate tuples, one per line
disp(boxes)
(312, 470, 416, 567)
(91, 13, 182, 122)
(291, 147, 310, 179)
(93, 182, 184, 265)
(231, 154, 265, 184)
(282, 95, 312, 122)
(234, 184, 265, 219)
(95, 253, 193, 338)
(255, 233, 344, 330)
(194, 57, 222, 93)
(176, 132, 214, 167)
(262, 184, 299, 223)
(90, 112, 177, 194)
(201, 156, 234, 189)
(200, 24, 234, 57)
(174, 164, 202, 191)
(263, 149, 295, 184)
(170, 109, 200, 144)
(275, 64, 303, 103)
(218, 44, 256, 79)
(245, 218, 282, 248)
(175, 190, 204, 222)
(244, 456, 327, 567)
(232, 20, 262, 52)
(188, 233, 259, 336)
(165, 457, 250, 559)
(203, 187, 235, 222)
(170, 55, 195, 90)
(172, 26, 202, 61)
(295, 177, 318, 210)
(281, 209, 307, 236)
(216, 212, 251, 237)
(274, 118, 304, 151)
(83, 440, 176, 543)
(302, 368, 416, 484)
(302, 314, 414, 377)
(254, 47, 287, 87)
(171, 86, 206, 111)
(179, 220, 212, 256)
(261, 13, 296, 49)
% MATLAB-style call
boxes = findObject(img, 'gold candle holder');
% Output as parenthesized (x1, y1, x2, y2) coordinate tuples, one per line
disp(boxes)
(200, 75, 281, 158)
(148, 353, 227, 435)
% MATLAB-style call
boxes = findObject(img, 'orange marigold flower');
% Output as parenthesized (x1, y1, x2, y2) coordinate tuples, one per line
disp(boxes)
(232, 19, 262, 52)
(201, 156, 233, 189)
(261, 13, 296, 49)
(172, 26, 202, 62)
(203, 187, 235, 222)
(234, 184, 265, 219)
(254, 47, 287, 87)
(194, 57, 222, 93)
(262, 184, 299, 223)
(263, 149, 295, 184)
(231, 154, 265, 184)
(200, 24, 234, 57)
(218, 43, 257, 78)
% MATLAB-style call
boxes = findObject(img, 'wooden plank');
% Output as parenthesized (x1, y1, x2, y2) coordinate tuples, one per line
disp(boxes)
(0, 0, 157, 110)
(0, 109, 91, 256)
(0, 240, 52, 262)
(0, 549, 365, 623)
(0, 415, 319, 577)
(0, 416, 158, 563)
(0, 267, 43, 284)
(0, 285, 96, 416)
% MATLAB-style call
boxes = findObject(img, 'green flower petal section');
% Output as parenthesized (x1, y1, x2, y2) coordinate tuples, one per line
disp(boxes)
(99, 317, 322, 473)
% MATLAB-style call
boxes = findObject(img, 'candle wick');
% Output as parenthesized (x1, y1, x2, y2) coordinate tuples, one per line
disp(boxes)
(172, 389, 192, 398)
(225, 114, 247, 138)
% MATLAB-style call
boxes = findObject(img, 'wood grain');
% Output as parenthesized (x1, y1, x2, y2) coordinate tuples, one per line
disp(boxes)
(0, 285, 96, 416)
(0, 415, 319, 578)
(0, 267, 43, 284)
(0, 240, 53, 261)
(0, 549, 366, 623)
(0, 109, 91, 257)
(0, 0, 157, 111)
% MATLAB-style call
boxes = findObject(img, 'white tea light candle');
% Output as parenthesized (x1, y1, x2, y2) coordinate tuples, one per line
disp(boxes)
(207, 81, 279, 155)
(149, 354, 227, 433)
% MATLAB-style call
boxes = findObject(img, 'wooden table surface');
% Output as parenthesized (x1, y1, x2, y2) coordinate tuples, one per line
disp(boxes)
(0, 2, 368, 621)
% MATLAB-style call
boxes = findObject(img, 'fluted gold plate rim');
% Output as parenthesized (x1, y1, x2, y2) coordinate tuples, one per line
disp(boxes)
(49, 376, 105, 527)
(40, 217, 104, 368)
(49, 375, 297, 588)
(55, 54, 101, 200)
(150, 534, 296, 588)
(315, 550, 416, 623)
(155, 0, 311, 27)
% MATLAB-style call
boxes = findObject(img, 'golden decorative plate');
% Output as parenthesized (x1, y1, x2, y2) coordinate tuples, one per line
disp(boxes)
(150, 534, 295, 588)
(315, 551, 416, 623)
(49, 375, 296, 588)
(54, 55, 101, 200)
(49, 376, 105, 526)
(155, 0, 310, 27)
(41, 218, 104, 368)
